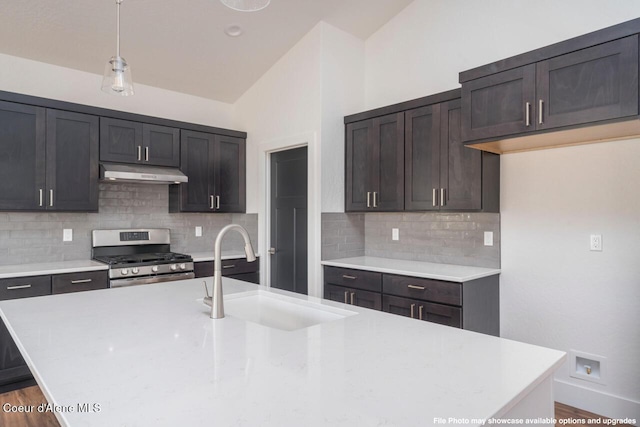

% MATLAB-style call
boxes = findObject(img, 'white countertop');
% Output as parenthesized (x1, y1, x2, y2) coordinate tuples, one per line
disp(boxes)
(0, 278, 564, 427)
(321, 256, 501, 282)
(189, 251, 260, 262)
(0, 260, 108, 279)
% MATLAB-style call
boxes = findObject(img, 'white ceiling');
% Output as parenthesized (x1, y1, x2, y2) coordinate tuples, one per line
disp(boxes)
(0, 0, 413, 103)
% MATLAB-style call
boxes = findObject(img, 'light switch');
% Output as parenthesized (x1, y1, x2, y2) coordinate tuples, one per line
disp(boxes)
(195, 226, 202, 237)
(484, 231, 493, 246)
(63, 229, 73, 242)
(392, 228, 399, 241)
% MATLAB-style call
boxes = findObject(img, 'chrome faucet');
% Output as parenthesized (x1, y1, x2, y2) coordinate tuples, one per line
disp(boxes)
(203, 224, 256, 319)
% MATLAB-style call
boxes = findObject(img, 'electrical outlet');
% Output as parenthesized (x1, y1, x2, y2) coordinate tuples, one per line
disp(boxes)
(195, 226, 202, 237)
(590, 234, 602, 251)
(392, 228, 399, 241)
(63, 229, 73, 242)
(484, 231, 493, 246)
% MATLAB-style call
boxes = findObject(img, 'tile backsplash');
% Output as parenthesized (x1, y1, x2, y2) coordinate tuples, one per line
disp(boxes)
(0, 183, 258, 266)
(322, 212, 500, 268)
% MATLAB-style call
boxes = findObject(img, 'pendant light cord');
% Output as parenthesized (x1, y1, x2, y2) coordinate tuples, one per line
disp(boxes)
(116, 0, 122, 58)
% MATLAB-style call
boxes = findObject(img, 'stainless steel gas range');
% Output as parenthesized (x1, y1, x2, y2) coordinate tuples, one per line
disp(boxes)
(92, 229, 194, 287)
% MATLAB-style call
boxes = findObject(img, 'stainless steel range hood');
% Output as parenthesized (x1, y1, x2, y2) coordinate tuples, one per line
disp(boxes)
(100, 163, 188, 184)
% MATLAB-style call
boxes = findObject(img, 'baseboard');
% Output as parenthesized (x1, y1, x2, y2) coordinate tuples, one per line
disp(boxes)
(554, 379, 639, 423)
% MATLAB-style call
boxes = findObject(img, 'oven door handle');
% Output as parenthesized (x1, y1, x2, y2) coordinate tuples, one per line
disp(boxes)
(109, 272, 195, 288)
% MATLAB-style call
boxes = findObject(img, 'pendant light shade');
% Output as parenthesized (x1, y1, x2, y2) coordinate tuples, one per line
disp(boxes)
(102, 0, 134, 96)
(220, 0, 271, 12)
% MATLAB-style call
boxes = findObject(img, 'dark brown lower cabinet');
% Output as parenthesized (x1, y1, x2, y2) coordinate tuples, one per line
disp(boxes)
(323, 265, 499, 336)
(324, 283, 382, 310)
(383, 295, 462, 328)
(52, 271, 109, 294)
(194, 258, 260, 284)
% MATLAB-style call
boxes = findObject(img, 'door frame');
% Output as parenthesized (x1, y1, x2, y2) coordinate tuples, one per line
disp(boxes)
(258, 132, 321, 297)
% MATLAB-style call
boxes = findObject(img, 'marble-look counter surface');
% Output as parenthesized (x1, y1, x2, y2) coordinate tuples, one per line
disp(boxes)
(321, 256, 500, 282)
(0, 260, 108, 279)
(0, 278, 563, 426)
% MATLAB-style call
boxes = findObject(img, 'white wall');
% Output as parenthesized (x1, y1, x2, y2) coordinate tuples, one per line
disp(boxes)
(363, 0, 640, 419)
(0, 53, 235, 128)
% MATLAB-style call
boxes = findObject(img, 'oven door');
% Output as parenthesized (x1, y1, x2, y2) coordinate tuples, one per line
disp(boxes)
(110, 272, 195, 288)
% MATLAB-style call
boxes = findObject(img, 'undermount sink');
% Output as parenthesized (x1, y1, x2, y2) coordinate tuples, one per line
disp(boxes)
(223, 290, 357, 331)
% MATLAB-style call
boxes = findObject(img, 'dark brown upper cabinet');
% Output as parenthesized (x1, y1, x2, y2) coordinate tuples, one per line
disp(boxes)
(460, 27, 639, 151)
(169, 130, 245, 213)
(100, 118, 180, 167)
(0, 102, 98, 212)
(345, 112, 404, 212)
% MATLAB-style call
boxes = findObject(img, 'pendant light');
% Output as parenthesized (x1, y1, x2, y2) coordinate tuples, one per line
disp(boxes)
(220, 0, 270, 12)
(101, 0, 134, 96)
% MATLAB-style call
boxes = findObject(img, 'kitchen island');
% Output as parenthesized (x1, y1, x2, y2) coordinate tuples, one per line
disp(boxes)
(0, 277, 565, 426)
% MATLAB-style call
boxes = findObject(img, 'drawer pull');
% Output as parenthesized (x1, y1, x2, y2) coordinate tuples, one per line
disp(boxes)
(222, 265, 236, 269)
(410, 303, 416, 318)
(344, 291, 349, 304)
(419, 305, 424, 320)
(71, 279, 92, 284)
(407, 284, 426, 290)
(7, 284, 32, 290)
(342, 275, 357, 280)
(350, 292, 355, 305)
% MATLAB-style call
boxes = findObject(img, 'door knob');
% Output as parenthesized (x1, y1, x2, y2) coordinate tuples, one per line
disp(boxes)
(268, 248, 276, 255)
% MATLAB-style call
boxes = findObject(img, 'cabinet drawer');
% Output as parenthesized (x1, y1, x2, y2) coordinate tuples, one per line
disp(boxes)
(383, 295, 461, 328)
(194, 258, 259, 278)
(383, 274, 461, 306)
(323, 266, 382, 292)
(52, 271, 109, 294)
(0, 276, 51, 301)
(324, 284, 382, 311)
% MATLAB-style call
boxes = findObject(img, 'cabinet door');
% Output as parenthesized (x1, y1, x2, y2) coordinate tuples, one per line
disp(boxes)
(536, 36, 638, 130)
(142, 124, 180, 167)
(99, 117, 143, 164)
(0, 101, 46, 211)
(46, 110, 99, 211)
(175, 130, 214, 212)
(405, 105, 440, 210)
(440, 100, 482, 210)
(371, 113, 404, 211)
(383, 295, 461, 327)
(462, 64, 536, 141)
(213, 135, 246, 212)
(345, 119, 373, 211)
(324, 284, 382, 310)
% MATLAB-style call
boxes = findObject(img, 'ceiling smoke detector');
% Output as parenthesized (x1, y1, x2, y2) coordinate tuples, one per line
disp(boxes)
(220, 0, 270, 12)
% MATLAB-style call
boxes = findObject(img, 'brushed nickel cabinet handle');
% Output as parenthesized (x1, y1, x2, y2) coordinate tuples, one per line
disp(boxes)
(342, 275, 357, 280)
(210, 195, 215, 209)
(419, 305, 424, 320)
(366, 191, 371, 208)
(372, 192, 378, 208)
(222, 265, 235, 269)
(71, 279, 92, 284)
(145, 146, 149, 161)
(39, 189, 43, 207)
(525, 102, 531, 127)
(7, 284, 32, 290)
(216, 195, 220, 210)
(440, 188, 445, 207)
(539, 99, 544, 124)
(350, 292, 355, 305)
(137, 145, 142, 161)
(432, 188, 437, 207)
(407, 284, 426, 290)
(49, 189, 53, 207)
(410, 303, 416, 318)
(344, 291, 349, 304)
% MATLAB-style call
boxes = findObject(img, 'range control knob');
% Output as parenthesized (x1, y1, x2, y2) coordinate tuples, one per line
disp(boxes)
(120, 269, 129, 276)
(179, 263, 186, 270)
(132, 267, 139, 274)
(170, 264, 178, 271)
(151, 265, 159, 273)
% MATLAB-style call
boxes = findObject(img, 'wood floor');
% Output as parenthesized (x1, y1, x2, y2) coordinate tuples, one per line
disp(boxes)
(0, 386, 634, 426)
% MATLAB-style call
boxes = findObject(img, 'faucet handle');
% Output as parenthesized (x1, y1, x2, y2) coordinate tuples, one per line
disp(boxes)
(203, 281, 211, 298)
(202, 281, 213, 308)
